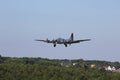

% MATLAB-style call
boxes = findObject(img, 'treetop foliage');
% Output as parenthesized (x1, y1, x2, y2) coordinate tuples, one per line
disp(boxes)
(0, 55, 120, 80)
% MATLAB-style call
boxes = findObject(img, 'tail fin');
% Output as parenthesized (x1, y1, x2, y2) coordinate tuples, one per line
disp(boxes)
(70, 33, 74, 41)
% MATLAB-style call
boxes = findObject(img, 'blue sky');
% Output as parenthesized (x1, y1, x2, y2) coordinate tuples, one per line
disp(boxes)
(0, 0, 120, 62)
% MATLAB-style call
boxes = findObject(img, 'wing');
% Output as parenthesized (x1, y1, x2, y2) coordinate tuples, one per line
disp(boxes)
(35, 39, 47, 42)
(77, 39, 91, 42)
(35, 39, 56, 43)
(68, 39, 91, 44)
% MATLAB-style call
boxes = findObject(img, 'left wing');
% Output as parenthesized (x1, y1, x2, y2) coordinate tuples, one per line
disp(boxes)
(67, 39, 91, 44)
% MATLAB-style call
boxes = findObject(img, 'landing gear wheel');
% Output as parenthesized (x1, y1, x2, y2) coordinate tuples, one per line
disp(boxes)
(54, 44, 56, 47)
(64, 43, 67, 47)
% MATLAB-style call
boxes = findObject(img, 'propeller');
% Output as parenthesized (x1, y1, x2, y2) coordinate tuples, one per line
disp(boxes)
(52, 39, 56, 43)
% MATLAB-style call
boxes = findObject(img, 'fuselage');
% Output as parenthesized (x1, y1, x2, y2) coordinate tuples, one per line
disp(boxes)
(56, 38, 72, 44)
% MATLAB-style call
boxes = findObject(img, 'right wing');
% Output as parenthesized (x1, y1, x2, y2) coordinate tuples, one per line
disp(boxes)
(35, 40, 47, 42)
(35, 39, 56, 43)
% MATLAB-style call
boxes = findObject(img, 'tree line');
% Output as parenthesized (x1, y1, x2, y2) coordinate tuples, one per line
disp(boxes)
(0, 55, 120, 80)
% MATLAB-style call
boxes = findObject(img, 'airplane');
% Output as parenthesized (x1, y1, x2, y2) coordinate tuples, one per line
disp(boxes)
(35, 33, 91, 47)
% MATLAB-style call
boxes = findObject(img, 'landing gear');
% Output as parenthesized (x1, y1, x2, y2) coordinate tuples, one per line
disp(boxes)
(64, 43, 67, 47)
(53, 43, 67, 47)
(54, 44, 56, 47)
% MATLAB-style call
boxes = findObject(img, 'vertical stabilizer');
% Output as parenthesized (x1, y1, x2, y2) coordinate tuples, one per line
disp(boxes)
(70, 33, 74, 41)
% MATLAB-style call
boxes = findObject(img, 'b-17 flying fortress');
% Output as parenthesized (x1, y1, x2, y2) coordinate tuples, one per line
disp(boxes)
(35, 33, 91, 47)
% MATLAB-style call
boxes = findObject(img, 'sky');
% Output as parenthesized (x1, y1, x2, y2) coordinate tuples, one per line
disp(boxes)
(0, 0, 120, 62)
